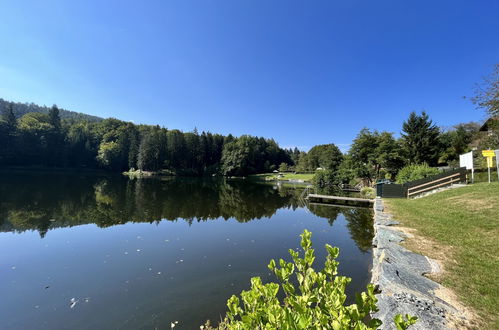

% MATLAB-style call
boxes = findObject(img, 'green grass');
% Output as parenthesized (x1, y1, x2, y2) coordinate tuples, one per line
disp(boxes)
(249, 172, 315, 182)
(386, 183, 499, 329)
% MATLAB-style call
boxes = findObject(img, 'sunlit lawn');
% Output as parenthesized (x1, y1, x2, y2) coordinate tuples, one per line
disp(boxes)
(249, 172, 315, 182)
(386, 183, 499, 329)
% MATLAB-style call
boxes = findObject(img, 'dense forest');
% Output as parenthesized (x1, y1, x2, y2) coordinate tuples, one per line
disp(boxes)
(0, 98, 103, 122)
(1, 62, 497, 179)
(0, 101, 298, 176)
(0, 99, 489, 180)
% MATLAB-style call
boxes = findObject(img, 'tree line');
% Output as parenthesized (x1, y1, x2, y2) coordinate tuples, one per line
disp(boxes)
(311, 111, 482, 188)
(0, 103, 482, 180)
(1, 64, 497, 179)
(0, 98, 103, 122)
(0, 104, 293, 176)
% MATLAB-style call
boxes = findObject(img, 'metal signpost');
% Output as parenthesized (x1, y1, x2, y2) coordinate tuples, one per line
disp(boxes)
(496, 149, 499, 181)
(482, 150, 495, 183)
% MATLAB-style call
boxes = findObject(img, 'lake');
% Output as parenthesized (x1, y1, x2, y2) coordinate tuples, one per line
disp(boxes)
(0, 172, 374, 329)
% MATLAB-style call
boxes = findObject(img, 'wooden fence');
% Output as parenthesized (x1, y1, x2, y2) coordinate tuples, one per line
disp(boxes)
(376, 167, 467, 198)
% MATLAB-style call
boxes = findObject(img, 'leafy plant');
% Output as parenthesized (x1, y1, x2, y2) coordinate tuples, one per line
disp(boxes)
(313, 170, 341, 188)
(360, 187, 376, 199)
(394, 314, 418, 330)
(395, 163, 440, 184)
(206, 230, 416, 329)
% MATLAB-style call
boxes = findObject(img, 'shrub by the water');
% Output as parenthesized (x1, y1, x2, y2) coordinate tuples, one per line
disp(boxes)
(203, 230, 417, 329)
(395, 163, 440, 184)
(313, 170, 340, 188)
(360, 187, 376, 199)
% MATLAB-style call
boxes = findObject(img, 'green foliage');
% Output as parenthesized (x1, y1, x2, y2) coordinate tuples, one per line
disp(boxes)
(137, 126, 167, 171)
(305, 144, 343, 171)
(360, 187, 376, 199)
(336, 155, 357, 184)
(0, 99, 290, 176)
(212, 230, 414, 329)
(0, 98, 103, 122)
(313, 170, 341, 190)
(376, 132, 405, 178)
(220, 135, 291, 176)
(48, 105, 62, 131)
(278, 162, 288, 172)
(96, 141, 121, 168)
(401, 111, 440, 166)
(2, 104, 17, 130)
(296, 152, 310, 172)
(349, 129, 405, 184)
(394, 314, 419, 330)
(439, 124, 478, 164)
(295, 144, 343, 172)
(0, 104, 18, 163)
(395, 163, 440, 184)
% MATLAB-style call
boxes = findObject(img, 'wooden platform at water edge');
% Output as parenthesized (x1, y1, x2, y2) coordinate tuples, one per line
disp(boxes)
(306, 194, 374, 207)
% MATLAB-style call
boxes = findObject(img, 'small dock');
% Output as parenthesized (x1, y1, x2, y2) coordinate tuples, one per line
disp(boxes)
(306, 194, 374, 207)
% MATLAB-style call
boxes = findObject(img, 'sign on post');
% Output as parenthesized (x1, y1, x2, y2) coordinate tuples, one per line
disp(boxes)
(496, 149, 499, 181)
(482, 150, 495, 157)
(459, 151, 474, 183)
(482, 150, 495, 183)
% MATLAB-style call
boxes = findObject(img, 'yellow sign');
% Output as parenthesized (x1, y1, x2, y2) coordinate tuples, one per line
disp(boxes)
(487, 157, 493, 168)
(482, 150, 495, 157)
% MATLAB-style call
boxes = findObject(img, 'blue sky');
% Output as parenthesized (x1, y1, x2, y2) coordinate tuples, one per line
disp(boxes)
(1, 0, 498, 151)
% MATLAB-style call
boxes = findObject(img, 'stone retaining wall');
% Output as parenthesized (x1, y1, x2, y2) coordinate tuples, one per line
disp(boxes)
(371, 198, 468, 329)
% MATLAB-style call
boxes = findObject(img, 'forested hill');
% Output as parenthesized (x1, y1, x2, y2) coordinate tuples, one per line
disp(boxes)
(0, 99, 304, 176)
(0, 98, 103, 122)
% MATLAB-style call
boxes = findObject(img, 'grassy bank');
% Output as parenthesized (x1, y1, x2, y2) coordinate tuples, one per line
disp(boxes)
(249, 172, 315, 182)
(385, 183, 499, 329)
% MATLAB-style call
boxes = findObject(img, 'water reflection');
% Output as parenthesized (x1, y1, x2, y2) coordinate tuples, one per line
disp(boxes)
(0, 172, 374, 329)
(0, 174, 373, 252)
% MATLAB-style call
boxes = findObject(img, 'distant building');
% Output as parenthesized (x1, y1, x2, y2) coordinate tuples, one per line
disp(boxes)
(479, 117, 499, 136)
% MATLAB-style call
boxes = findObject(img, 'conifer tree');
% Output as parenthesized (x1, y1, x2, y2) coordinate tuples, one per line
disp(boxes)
(401, 111, 440, 166)
(3, 104, 17, 131)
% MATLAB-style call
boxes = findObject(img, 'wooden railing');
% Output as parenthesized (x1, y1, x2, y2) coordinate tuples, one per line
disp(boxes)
(376, 167, 467, 198)
(406, 172, 462, 198)
(340, 184, 361, 192)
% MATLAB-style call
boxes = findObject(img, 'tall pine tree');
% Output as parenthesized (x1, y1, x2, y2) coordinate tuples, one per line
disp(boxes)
(0, 104, 18, 164)
(401, 111, 440, 166)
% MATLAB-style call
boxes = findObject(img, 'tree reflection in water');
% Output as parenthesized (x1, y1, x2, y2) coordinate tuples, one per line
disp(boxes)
(0, 173, 373, 250)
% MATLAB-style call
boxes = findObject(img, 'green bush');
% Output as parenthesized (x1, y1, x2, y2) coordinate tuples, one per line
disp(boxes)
(360, 187, 376, 199)
(395, 163, 440, 184)
(204, 230, 417, 329)
(313, 170, 340, 188)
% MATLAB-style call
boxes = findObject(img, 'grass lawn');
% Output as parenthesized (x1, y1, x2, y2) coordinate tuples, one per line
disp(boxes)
(385, 182, 499, 329)
(249, 172, 315, 182)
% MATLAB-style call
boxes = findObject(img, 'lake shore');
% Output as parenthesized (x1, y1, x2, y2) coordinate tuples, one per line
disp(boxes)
(371, 198, 474, 329)
(248, 172, 315, 183)
(384, 183, 498, 328)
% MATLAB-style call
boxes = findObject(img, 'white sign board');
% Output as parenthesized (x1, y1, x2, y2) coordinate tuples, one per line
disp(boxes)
(459, 151, 474, 170)
(496, 150, 499, 181)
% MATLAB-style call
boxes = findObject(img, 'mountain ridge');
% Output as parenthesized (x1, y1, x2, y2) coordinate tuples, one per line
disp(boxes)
(0, 98, 103, 122)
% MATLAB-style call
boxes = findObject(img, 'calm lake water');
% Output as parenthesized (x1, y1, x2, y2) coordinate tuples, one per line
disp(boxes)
(0, 172, 374, 329)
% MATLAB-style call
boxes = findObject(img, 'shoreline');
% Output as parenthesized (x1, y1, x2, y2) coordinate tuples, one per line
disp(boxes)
(371, 198, 471, 329)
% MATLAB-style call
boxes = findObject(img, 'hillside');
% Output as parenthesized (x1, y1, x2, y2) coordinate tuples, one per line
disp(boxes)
(0, 98, 103, 122)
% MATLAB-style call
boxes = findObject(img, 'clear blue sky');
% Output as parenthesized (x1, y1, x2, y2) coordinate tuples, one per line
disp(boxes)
(1, 0, 498, 151)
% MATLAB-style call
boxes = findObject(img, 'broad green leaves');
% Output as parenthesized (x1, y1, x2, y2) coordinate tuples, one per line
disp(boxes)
(213, 230, 416, 329)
